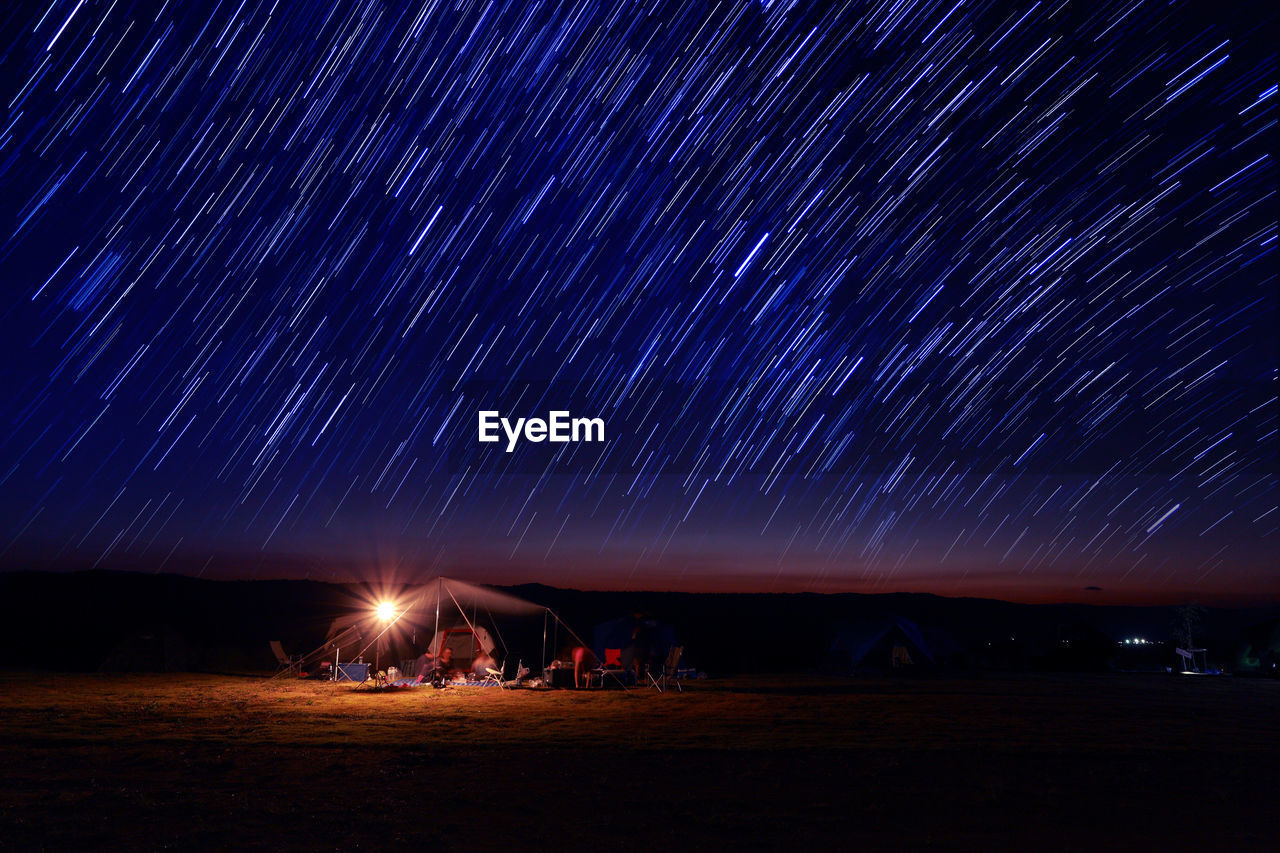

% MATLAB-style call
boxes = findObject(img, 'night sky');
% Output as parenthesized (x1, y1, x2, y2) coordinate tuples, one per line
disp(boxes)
(1, 0, 1275, 602)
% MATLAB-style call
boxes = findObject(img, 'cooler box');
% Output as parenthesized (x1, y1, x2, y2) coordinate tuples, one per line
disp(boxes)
(335, 662, 369, 682)
(543, 667, 575, 688)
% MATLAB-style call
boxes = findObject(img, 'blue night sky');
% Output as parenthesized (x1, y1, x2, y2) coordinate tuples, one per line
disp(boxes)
(1, 0, 1276, 602)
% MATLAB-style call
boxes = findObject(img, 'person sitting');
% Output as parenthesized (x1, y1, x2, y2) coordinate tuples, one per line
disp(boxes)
(414, 646, 455, 686)
(472, 650, 498, 679)
(433, 647, 455, 685)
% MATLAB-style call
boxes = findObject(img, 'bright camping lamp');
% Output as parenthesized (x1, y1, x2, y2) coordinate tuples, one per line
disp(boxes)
(373, 601, 399, 681)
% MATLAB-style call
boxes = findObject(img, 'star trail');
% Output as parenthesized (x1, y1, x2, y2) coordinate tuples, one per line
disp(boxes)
(1, 0, 1275, 600)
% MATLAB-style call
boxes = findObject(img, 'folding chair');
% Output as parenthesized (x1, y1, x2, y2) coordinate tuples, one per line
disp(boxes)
(592, 664, 631, 689)
(588, 647, 630, 689)
(500, 660, 530, 689)
(270, 640, 302, 676)
(480, 663, 504, 687)
(648, 646, 684, 693)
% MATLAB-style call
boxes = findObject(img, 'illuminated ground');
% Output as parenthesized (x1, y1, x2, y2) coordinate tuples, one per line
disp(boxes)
(1, 672, 1275, 850)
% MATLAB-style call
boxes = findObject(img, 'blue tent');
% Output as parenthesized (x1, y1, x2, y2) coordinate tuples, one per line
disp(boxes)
(829, 616, 936, 673)
(592, 614, 677, 669)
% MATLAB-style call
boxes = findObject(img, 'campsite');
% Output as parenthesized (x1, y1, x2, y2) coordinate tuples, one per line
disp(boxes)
(2, 0, 1275, 847)
(1, 570, 1277, 849)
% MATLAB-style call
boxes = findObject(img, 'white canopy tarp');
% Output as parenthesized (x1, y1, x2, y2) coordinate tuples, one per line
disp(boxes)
(315, 577, 544, 666)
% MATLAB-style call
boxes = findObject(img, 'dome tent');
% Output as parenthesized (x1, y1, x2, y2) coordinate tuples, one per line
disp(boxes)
(592, 613, 678, 671)
(829, 616, 937, 674)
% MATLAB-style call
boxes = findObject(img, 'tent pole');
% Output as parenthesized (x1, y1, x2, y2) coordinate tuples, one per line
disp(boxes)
(354, 612, 405, 665)
(550, 609, 592, 652)
(434, 578, 442, 657)
(484, 601, 510, 665)
(445, 586, 485, 665)
(547, 609, 627, 691)
(542, 609, 548, 673)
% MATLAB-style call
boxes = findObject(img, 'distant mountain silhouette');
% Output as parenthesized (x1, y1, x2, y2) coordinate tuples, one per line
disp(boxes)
(1, 570, 1275, 674)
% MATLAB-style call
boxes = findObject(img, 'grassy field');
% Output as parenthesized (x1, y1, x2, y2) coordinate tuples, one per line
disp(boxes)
(1, 671, 1275, 850)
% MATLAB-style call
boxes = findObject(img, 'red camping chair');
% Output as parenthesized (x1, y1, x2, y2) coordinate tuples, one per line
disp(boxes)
(591, 648, 630, 689)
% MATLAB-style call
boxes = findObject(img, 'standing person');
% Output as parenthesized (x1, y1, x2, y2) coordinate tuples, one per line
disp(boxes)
(630, 613, 655, 682)
(572, 645, 598, 688)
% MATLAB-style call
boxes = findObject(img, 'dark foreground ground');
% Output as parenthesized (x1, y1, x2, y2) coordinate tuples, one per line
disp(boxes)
(0, 672, 1275, 851)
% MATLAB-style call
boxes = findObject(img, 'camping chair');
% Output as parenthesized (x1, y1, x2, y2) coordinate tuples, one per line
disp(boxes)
(270, 641, 302, 676)
(591, 664, 630, 690)
(480, 661, 504, 687)
(648, 646, 684, 693)
(589, 647, 630, 690)
(501, 660, 530, 688)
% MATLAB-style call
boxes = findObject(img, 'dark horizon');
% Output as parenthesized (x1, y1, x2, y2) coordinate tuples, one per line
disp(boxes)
(6, 557, 1278, 608)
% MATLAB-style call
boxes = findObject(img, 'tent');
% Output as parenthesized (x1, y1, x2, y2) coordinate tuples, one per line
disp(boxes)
(428, 623, 496, 663)
(828, 616, 937, 674)
(300, 578, 568, 679)
(592, 614, 677, 671)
